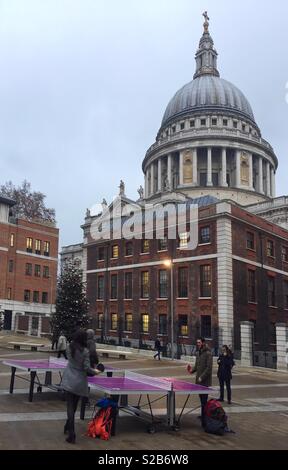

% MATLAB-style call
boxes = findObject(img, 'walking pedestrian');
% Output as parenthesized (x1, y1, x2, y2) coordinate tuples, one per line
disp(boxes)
(61, 329, 103, 444)
(153, 337, 162, 360)
(187, 337, 212, 428)
(57, 333, 68, 359)
(217, 345, 235, 404)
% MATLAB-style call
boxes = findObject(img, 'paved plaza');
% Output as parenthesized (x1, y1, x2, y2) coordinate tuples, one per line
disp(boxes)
(0, 341, 287, 450)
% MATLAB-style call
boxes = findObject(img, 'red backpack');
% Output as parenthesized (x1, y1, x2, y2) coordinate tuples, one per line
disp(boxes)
(204, 399, 227, 435)
(87, 406, 114, 440)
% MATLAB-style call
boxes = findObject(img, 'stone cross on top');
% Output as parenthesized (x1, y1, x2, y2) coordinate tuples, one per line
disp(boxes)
(203, 11, 210, 32)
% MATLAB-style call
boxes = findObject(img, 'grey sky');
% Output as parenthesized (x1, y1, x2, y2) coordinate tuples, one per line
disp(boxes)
(0, 0, 287, 249)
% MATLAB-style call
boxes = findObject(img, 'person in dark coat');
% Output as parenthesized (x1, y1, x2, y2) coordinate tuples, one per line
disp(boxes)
(153, 337, 162, 360)
(86, 329, 99, 368)
(217, 345, 235, 404)
(187, 337, 212, 428)
(61, 329, 103, 444)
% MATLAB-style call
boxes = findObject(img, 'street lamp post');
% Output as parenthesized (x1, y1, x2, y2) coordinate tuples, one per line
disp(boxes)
(164, 259, 174, 360)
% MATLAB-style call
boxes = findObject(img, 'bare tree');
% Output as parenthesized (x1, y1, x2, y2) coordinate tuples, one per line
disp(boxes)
(0, 180, 56, 223)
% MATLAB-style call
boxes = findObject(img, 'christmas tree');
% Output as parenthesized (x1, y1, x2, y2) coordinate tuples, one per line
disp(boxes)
(50, 262, 90, 341)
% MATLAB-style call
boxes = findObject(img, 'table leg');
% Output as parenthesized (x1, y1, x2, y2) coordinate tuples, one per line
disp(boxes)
(44, 371, 52, 385)
(80, 397, 87, 420)
(29, 371, 36, 402)
(110, 395, 120, 436)
(9, 367, 16, 394)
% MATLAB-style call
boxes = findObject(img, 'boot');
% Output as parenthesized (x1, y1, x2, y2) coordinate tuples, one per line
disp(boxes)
(66, 433, 76, 444)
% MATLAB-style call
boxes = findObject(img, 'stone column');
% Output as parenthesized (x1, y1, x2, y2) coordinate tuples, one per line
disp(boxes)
(150, 163, 154, 195)
(276, 323, 288, 370)
(221, 148, 228, 187)
(236, 150, 241, 188)
(266, 161, 271, 197)
(167, 154, 172, 187)
(240, 321, 254, 367)
(192, 148, 198, 185)
(207, 147, 213, 186)
(158, 158, 162, 192)
(271, 166, 276, 198)
(28, 315, 32, 336)
(179, 151, 184, 185)
(37, 315, 42, 337)
(258, 157, 264, 194)
(144, 172, 148, 198)
(249, 153, 254, 190)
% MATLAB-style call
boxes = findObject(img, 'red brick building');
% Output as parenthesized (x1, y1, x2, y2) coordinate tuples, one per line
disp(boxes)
(0, 196, 59, 336)
(81, 198, 288, 366)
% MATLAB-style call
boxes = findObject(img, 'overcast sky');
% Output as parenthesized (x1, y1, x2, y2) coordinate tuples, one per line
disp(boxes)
(0, 0, 287, 249)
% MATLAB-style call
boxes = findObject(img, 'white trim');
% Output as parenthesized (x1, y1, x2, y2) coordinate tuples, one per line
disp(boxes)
(0, 246, 8, 252)
(232, 255, 288, 276)
(86, 254, 218, 274)
(16, 250, 58, 262)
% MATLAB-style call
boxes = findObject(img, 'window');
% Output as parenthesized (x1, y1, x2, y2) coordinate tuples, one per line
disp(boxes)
(158, 237, 168, 251)
(233, 121, 238, 129)
(159, 270, 168, 298)
(201, 119, 206, 126)
(98, 247, 105, 261)
(178, 315, 188, 336)
(282, 246, 288, 262)
(201, 316, 212, 338)
(268, 277, 276, 306)
(124, 272, 133, 299)
(141, 313, 149, 333)
(172, 126, 176, 133)
(248, 270, 256, 303)
(200, 265, 212, 297)
(242, 124, 246, 132)
(42, 292, 48, 304)
(190, 120, 195, 128)
(7, 288, 12, 300)
(247, 232, 255, 250)
(34, 265, 41, 277)
(223, 119, 228, 126)
(159, 315, 167, 335)
(111, 245, 119, 259)
(110, 274, 118, 299)
(141, 271, 149, 298)
(125, 313, 133, 332)
(35, 239, 41, 255)
(178, 267, 188, 298)
(141, 239, 150, 254)
(212, 118, 217, 126)
(125, 242, 133, 256)
(10, 233, 15, 247)
(43, 266, 49, 278)
(97, 313, 104, 329)
(97, 276, 104, 299)
(43, 241, 50, 256)
(33, 291, 39, 303)
(199, 226, 211, 244)
(26, 237, 33, 253)
(8, 260, 14, 272)
(267, 240, 274, 257)
(111, 313, 118, 331)
(24, 290, 30, 302)
(200, 173, 207, 186)
(180, 122, 185, 130)
(25, 263, 32, 276)
(284, 281, 288, 309)
(179, 232, 188, 249)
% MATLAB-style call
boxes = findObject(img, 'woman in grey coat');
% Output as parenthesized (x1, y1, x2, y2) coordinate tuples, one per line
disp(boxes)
(61, 329, 101, 443)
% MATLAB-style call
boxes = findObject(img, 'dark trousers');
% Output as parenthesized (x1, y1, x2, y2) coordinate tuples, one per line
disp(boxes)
(65, 392, 80, 437)
(199, 394, 208, 428)
(154, 349, 161, 360)
(58, 350, 68, 360)
(219, 378, 231, 402)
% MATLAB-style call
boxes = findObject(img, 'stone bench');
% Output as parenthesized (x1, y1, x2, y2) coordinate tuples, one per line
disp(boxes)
(8, 342, 45, 352)
(97, 349, 133, 360)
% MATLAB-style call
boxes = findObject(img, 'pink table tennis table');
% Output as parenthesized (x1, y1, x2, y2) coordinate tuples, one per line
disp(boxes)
(85, 371, 214, 433)
(2, 357, 116, 403)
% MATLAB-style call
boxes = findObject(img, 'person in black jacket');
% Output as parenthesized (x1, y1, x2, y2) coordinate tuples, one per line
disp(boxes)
(217, 345, 235, 404)
(153, 337, 162, 360)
